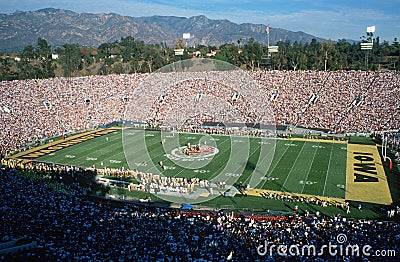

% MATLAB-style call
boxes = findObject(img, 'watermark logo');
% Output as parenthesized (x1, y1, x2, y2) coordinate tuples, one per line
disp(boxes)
(336, 233, 347, 244)
(257, 233, 396, 258)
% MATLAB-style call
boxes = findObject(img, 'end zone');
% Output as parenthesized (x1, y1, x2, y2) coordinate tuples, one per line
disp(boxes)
(9, 127, 120, 162)
(346, 144, 392, 205)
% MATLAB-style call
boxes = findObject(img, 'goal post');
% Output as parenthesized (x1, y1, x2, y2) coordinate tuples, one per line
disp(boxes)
(382, 135, 393, 170)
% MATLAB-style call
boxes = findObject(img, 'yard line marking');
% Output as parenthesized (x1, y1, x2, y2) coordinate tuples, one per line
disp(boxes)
(259, 139, 294, 189)
(300, 142, 319, 194)
(322, 143, 334, 196)
(243, 139, 277, 186)
(280, 141, 306, 192)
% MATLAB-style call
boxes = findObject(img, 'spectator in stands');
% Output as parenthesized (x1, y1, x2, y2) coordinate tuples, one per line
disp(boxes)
(1, 165, 399, 261)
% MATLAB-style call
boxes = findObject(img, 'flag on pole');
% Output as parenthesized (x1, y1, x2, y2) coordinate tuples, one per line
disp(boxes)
(265, 26, 270, 35)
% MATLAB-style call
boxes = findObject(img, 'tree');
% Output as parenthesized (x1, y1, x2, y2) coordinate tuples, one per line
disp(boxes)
(139, 61, 150, 73)
(120, 36, 136, 62)
(7, 35, 400, 80)
(273, 40, 290, 70)
(81, 47, 95, 66)
(39, 58, 55, 78)
(129, 60, 140, 74)
(17, 59, 40, 79)
(36, 38, 54, 78)
(242, 38, 263, 70)
(59, 44, 83, 77)
(113, 63, 125, 74)
(0, 58, 14, 80)
(37, 38, 51, 59)
(174, 39, 185, 49)
(215, 43, 240, 66)
(21, 45, 36, 60)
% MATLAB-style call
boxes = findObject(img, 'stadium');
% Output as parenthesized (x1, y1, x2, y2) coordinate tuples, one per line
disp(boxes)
(1, 58, 400, 260)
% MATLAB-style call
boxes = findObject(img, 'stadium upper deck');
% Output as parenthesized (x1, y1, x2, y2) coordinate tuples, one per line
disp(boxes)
(0, 70, 399, 155)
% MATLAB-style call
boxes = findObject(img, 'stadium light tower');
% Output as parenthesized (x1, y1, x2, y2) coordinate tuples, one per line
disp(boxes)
(266, 25, 270, 57)
(361, 26, 375, 70)
(263, 25, 278, 70)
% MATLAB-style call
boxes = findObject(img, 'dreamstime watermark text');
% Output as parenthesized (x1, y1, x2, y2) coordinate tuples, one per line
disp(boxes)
(256, 233, 396, 258)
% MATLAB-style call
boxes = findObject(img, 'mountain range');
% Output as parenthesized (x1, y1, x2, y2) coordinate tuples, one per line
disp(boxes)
(0, 8, 327, 52)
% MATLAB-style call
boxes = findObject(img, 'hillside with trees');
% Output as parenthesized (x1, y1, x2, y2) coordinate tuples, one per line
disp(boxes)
(1, 35, 399, 81)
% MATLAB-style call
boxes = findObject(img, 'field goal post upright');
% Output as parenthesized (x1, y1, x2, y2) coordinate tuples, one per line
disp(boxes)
(382, 133, 393, 170)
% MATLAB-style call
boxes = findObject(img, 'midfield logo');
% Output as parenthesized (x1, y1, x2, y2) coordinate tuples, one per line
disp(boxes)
(167, 145, 219, 161)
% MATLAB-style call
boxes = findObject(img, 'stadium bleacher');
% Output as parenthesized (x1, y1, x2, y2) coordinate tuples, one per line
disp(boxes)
(1, 70, 399, 156)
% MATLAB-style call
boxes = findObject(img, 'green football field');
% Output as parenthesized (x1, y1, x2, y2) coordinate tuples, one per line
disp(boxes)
(37, 129, 347, 199)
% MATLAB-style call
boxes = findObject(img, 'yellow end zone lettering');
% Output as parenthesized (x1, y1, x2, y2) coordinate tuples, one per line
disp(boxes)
(13, 128, 117, 160)
(22, 151, 48, 159)
(346, 144, 392, 204)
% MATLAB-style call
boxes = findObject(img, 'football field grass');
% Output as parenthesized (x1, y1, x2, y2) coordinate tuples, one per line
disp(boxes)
(36, 129, 347, 200)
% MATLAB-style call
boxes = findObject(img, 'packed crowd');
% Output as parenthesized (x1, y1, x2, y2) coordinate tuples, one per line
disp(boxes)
(1, 70, 399, 155)
(127, 70, 268, 127)
(387, 133, 400, 153)
(0, 74, 136, 156)
(1, 165, 399, 261)
(253, 70, 399, 132)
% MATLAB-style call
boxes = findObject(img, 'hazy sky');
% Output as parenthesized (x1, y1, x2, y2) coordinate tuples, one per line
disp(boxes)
(2, 0, 399, 42)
